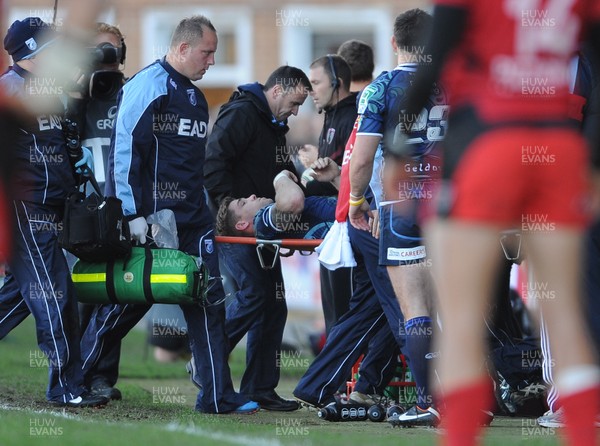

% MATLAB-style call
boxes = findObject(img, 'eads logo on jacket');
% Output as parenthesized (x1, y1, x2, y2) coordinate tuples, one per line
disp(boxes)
(177, 118, 207, 137)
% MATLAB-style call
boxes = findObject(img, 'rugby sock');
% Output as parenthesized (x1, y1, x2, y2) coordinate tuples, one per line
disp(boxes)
(439, 377, 493, 446)
(560, 387, 599, 445)
(404, 316, 433, 408)
(556, 365, 600, 445)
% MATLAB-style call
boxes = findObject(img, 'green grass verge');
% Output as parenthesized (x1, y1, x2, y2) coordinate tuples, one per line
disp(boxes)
(0, 316, 568, 445)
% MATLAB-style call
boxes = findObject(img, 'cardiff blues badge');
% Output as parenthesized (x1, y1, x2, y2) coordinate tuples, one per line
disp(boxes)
(25, 37, 37, 51)
(187, 89, 197, 106)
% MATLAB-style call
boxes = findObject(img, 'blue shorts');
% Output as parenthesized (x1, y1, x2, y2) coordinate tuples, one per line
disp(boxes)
(378, 200, 426, 266)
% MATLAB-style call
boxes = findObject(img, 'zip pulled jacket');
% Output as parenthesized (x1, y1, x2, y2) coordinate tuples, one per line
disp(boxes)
(106, 58, 210, 228)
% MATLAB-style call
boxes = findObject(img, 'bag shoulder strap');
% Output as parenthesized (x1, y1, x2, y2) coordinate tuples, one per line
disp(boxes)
(142, 245, 156, 304)
(105, 258, 120, 304)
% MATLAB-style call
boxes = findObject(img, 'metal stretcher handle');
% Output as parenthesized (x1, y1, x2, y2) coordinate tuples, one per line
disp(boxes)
(499, 229, 522, 262)
(215, 236, 322, 270)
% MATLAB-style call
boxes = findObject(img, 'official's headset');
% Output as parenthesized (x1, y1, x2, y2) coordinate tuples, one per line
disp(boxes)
(116, 36, 127, 65)
(119, 37, 126, 64)
(318, 54, 341, 115)
(327, 54, 340, 90)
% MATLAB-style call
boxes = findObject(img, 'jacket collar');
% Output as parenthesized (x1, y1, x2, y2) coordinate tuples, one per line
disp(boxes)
(234, 83, 289, 130)
(323, 91, 358, 114)
(11, 63, 30, 78)
(160, 57, 194, 88)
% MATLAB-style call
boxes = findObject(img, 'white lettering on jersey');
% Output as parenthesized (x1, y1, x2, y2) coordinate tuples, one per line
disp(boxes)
(81, 137, 110, 183)
(97, 106, 118, 130)
(97, 119, 113, 130)
(177, 118, 207, 137)
(37, 115, 63, 131)
(387, 245, 427, 261)
(494, 0, 580, 93)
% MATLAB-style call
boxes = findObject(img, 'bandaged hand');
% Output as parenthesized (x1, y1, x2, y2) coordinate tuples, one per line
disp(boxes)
(273, 170, 298, 186)
(300, 168, 315, 187)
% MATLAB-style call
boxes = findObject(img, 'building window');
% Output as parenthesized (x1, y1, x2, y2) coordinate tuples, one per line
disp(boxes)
(7, 6, 116, 31)
(141, 6, 252, 87)
(278, 5, 392, 100)
(311, 31, 375, 60)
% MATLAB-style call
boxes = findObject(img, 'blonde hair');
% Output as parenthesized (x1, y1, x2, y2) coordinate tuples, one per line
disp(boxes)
(96, 22, 124, 42)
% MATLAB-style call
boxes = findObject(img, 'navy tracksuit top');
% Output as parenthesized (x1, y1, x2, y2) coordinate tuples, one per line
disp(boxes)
(0, 65, 76, 206)
(105, 58, 210, 228)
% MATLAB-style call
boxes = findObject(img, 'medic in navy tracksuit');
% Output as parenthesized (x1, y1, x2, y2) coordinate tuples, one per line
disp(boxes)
(294, 125, 405, 406)
(0, 64, 89, 404)
(293, 217, 404, 406)
(79, 57, 250, 413)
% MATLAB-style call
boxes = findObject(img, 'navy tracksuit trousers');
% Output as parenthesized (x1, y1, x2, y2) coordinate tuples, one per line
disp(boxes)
(218, 243, 287, 396)
(0, 201, 86, 402)
(293, 222, 404, 405)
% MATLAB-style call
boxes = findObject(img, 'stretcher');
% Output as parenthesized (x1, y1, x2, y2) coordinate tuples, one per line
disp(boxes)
(215, 236, 322, 269)
(346, 354, 416, 404)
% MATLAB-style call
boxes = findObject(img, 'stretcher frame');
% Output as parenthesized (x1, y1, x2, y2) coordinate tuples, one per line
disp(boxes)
(215, 236, 321, 269)
(346, 354, 416, 398)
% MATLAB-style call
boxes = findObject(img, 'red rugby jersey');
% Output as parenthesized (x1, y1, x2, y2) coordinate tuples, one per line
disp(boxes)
(435, 0, 600, 123)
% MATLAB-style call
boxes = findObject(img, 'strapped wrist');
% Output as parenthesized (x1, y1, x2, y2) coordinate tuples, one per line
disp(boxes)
(348, 196, 366, 207)
(273, 171, 288, 187)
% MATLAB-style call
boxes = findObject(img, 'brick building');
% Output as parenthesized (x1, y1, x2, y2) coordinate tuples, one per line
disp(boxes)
(4, 0, 427, 141)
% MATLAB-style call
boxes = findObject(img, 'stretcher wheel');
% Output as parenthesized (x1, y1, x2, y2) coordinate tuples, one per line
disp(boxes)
(367, 404, 385, 422)
(386, 404, 404, 418)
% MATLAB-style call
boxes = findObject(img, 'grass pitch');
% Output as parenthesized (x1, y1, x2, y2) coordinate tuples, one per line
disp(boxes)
(0, 317, 572, 445)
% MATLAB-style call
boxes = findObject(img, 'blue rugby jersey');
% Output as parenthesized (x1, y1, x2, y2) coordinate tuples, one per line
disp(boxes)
(356, 64, 448, 207)
(254, 196, 336, 240)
